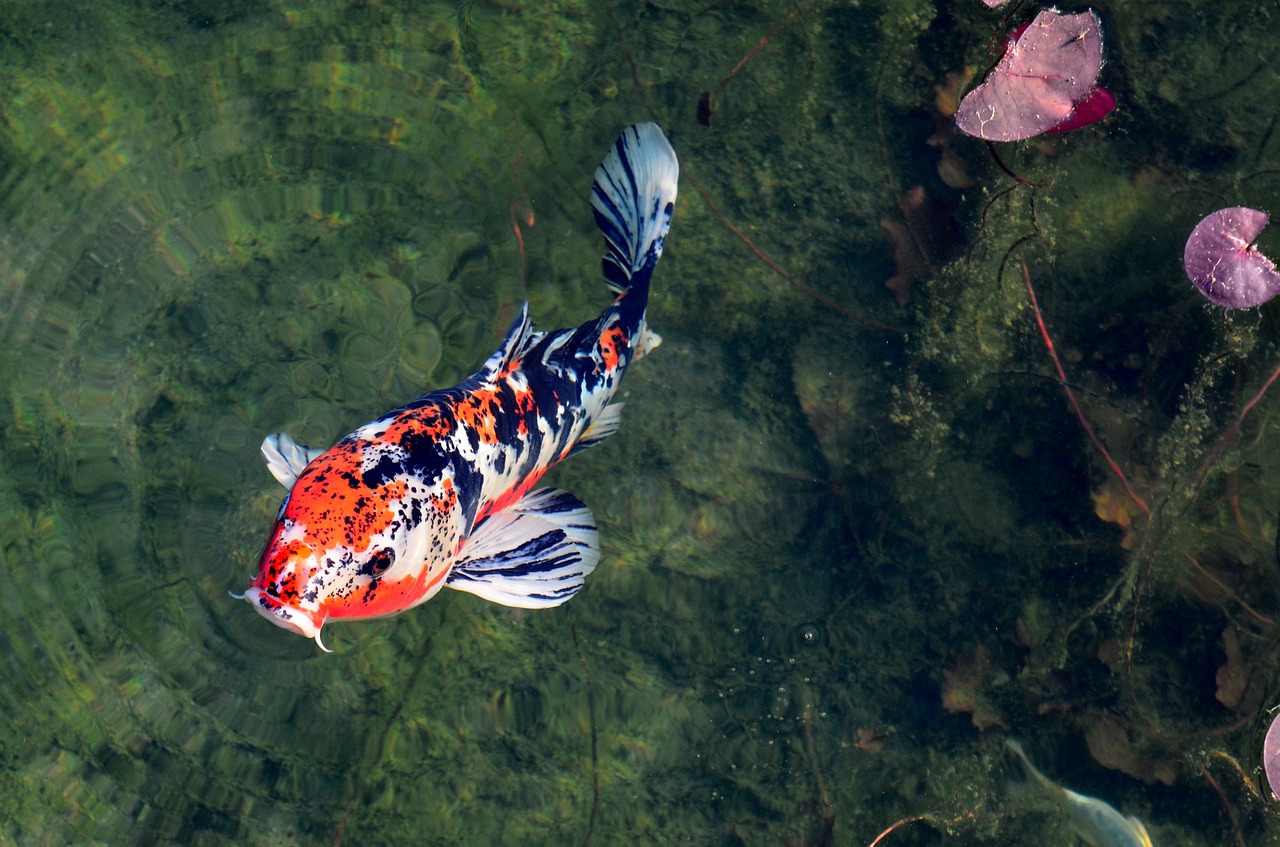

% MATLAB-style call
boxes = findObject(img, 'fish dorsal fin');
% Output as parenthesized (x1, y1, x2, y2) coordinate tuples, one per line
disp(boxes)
(446, 488, 599, 608)
(476, 303, 539, 380)
(591, 122, 679, 294)
(261, 432, 325, 488)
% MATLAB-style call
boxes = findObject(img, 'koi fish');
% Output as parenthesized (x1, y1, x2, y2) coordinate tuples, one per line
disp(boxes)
(1006, 739, 1155, 847)
(233, 123, 678, 651)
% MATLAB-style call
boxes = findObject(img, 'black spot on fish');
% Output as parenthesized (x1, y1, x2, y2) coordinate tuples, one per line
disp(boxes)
(361, 454, 402, 488)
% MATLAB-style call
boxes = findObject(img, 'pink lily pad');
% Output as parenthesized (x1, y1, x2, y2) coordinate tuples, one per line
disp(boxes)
(1043, 85, 1116, 135)
(956, 9, 1112, 142)
(981, 0, 1012, 7)
(1266, 711, 1280, 799)
(1184, 207, 1280, 309)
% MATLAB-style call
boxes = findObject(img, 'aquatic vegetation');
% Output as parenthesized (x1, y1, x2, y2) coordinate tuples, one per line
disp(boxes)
(5, 1, 1280, 846)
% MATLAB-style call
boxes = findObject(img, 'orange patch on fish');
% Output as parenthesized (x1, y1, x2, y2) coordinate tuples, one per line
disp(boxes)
(433, 477, 457, 516)
(324, 562, 449, 620)
(293, 476, 407, 551)
(453, 388, 502, 444)
(385, 405, 453, 442)
(597, 325, 628, 371)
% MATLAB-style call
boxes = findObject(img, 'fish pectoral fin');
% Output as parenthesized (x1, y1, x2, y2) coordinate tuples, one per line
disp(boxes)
(567, 403, 624, 457)
(260, 432, 324, 488)
(446, 488, 599, 609)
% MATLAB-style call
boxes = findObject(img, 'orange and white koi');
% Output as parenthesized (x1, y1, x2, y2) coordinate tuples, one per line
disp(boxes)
(233, 123, 678, 650)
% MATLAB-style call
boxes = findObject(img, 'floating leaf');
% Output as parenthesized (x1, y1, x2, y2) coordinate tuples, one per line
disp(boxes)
(956, 9, 1113, 142)
(1184, 206, 1280, 309)
(1265, 711, 1280, 799)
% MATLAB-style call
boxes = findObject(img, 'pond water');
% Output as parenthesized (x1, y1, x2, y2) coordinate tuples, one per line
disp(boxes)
(3, 1, 1280, 845)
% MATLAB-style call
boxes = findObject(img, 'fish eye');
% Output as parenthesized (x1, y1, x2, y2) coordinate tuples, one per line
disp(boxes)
(366, 548, 395, 575)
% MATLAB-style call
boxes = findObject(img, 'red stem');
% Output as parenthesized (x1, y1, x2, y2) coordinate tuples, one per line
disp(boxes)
(1021, 259, 1149, 514)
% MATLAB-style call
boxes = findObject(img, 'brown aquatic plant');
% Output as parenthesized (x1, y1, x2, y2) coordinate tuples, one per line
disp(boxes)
(1084, 713, 1176, 786)
(940, 646, 1008, 731)
(1213, 626, 1262, 714)
(880, 185, 964, 305)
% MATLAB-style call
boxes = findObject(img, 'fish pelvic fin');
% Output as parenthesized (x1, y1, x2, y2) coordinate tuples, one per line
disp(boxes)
(591, 122, 679, 295)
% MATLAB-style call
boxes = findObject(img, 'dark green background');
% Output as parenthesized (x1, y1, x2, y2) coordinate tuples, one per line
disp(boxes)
(2, 1, 1280, 844)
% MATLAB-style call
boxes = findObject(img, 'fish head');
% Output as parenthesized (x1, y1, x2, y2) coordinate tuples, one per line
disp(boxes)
(240, 441, 458, 650)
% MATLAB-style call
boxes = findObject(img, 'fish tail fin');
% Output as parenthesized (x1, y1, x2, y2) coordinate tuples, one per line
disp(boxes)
(1004, 738, 1053, 789)
(590, 122, 679, 298)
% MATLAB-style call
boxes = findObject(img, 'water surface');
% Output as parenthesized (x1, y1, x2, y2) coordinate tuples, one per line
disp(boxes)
(3, 1, 1280, 845)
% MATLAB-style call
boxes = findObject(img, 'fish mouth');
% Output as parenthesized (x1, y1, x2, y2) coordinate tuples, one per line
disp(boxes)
(239, 588, 331, 652)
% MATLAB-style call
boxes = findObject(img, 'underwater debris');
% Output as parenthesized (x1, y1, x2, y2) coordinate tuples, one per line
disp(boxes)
(880, 217, 928, 307)
(1090, 473, 1150, 551)
(879, 186, 964, 305)
(1213, 627, 1262, 714)
(941, 646, 1009, 731)
(927, 67, 979, 189)
(695, 6, 802, 127)
(853, 726, 893, 753)
(934, 67, 974, 119)
(1084, 714, 1176, 786)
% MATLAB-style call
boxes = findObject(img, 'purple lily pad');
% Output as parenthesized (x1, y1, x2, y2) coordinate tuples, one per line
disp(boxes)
(1266, 711, 1280, 799)
(1184, 207, 1280, 309)
(956, 9, 1109, 142)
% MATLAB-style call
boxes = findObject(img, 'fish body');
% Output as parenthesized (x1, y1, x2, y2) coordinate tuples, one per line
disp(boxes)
(235, 123, 679, 650)
(1006, 739, 1155, 847)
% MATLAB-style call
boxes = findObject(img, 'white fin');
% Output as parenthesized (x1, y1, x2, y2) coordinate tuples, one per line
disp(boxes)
(1005, 738, 1052, 789)
(635, 321, 662, 359)
(568, 403, 624, 456)
(591, 122, 679, 294)
(475, 303, 540, 381)
(261, 432, 324, 488)
(446, 488, 599, 608)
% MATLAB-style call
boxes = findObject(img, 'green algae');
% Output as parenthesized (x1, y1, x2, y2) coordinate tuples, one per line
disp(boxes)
(5, 0, 1280, 845)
